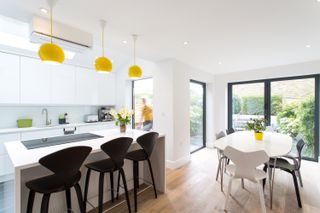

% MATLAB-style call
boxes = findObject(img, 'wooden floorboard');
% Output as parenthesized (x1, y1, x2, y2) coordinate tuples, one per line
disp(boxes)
(88, 148, 320, 213)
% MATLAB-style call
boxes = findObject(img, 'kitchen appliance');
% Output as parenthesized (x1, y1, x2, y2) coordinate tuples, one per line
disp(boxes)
(21, 133, 103, 150)
(98, 107, 114, 121)
(84, 114, 99, 123)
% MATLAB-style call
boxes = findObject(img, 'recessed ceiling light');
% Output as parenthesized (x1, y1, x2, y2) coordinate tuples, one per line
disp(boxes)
(218, 61, 222, 65)
(306, 44, 311, 48)
(40, 8, 48, 14)
(183, 41, 189, 45)
(122, 40, 127, 44)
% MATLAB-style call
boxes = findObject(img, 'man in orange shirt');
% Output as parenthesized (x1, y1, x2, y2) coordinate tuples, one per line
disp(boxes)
(138, 97, 153, 131)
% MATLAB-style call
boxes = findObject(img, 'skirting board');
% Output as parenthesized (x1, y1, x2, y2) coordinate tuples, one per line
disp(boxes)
(166, 155, 191, 170)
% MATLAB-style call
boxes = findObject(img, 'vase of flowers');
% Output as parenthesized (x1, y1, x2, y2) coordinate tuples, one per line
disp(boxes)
(245, 118, 266, 140)
(110, 108, 134, 133)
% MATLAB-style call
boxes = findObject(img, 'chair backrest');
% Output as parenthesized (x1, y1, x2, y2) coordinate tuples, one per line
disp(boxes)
(101, 137, 133, 169)
(226, 128, 235, 135)
(216, 131, 226, 140)
(224, 146, 269, 181)
(39, 146, 92, 179)
(296, 138, 305, 165)
(137, 132, 159, 157)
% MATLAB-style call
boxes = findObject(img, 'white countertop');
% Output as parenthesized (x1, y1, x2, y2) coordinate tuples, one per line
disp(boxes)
(0, 121, 114, 134)
(4, 129, 164, 170)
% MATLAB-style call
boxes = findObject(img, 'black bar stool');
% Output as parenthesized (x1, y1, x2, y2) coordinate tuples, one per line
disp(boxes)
(117, 132, 159, 212)
(84, 137, 132, 213)
(25, 146, 92, 213)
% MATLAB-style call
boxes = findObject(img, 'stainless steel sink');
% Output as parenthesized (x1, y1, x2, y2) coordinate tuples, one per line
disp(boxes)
(22, 133, 103, 150)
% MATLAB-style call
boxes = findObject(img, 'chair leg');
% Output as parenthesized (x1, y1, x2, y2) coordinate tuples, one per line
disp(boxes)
(216, 156, 222, 181)
(83, 168, 91, 212)
(257, 181, 267, 213)
(109, 172, 114, 203)
(220, 157, 224, 192)
(147, 158, 158, 199)
(292, 171, 302, 208)
(26, 190, 35, 213)
(116, 170, 121, 199)
(224, 177, 233, 210)
(133, 161, 138, 212)
(120, 168, 132, 213)
(296, 170, 303, 187)
(136, 162, 140, 189)
(65, 188, 72, 213)
(241, 178, 245, 189)
(40, 194, 51, 213)
(74, 183, 85, 213)
(98, 172, 105, 213)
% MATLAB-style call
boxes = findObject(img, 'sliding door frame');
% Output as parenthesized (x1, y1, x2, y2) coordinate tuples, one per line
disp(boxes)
(190, 79, 207, 153)
(228, 74, 319, 161)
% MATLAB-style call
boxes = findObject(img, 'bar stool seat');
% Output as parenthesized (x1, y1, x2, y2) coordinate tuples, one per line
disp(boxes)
(86, 159, 116, 172)
(26, 172, 81, 194)
(126, 149, 148, 161)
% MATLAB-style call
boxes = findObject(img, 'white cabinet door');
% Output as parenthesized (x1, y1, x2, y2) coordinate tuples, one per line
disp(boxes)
(75, 67, 99, 105)
(20, 57, 52, 104)
(0, 52, 20, 104)
(51, 64, 76, 104)
(97, 73, 116, 105)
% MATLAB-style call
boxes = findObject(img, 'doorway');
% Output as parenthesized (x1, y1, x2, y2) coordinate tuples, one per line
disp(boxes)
(190, 80, 206, 153)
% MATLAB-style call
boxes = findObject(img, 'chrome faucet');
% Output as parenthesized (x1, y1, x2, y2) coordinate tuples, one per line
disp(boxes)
(42, 108, 51, 126)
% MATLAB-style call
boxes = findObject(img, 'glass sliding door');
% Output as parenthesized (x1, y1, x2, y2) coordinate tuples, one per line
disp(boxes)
(271, 78, 316, 159)
(228, 75, 319, 161)
(190, 80, 206, 153)
(230, 82, 265, 131)
(132, 78, 154, 130)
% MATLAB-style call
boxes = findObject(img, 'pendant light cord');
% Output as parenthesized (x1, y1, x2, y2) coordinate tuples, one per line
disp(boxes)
(50, 7, 53, 44)
(102, 25, 104, 56)
(133, 34, 137, 65)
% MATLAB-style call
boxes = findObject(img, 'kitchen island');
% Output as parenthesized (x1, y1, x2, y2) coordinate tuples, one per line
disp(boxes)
(4, 129, 165, 213)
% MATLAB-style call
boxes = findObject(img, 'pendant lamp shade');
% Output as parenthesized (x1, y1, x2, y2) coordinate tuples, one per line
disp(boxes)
(128, 34, 142, 79)
(38, 0, 65, 64)
(95, 20, 112, 73)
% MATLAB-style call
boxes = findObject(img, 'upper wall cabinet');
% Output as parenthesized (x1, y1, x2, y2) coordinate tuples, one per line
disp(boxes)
(0, 52, 20, 104)
(20, 57, 52, 104)
(51, 64, 76, 104)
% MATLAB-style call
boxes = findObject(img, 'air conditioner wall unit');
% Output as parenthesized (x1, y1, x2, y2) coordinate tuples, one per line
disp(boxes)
(30, 16, 93, 53)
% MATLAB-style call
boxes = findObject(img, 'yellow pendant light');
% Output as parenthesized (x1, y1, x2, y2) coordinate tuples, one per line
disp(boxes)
(38, 0, 65, 64)
(128, 34, 142, 79)
(95, 20, 112, 73)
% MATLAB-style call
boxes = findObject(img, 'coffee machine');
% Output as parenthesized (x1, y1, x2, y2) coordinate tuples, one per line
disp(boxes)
(98, 107, 114, 121)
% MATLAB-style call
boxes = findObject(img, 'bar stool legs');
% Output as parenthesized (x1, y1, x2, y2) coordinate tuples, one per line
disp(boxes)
(40, 194, 50, 213)
(26, 190, 35, 213)
(147, 159, 158, 199)
(83, 168, 91, 212)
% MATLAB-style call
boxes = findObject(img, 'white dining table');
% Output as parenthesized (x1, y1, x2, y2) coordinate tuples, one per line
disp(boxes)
(214, 130, 293, 209)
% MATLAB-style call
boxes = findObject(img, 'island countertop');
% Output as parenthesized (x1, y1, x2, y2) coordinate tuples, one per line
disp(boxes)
(5, 129, 164, 170)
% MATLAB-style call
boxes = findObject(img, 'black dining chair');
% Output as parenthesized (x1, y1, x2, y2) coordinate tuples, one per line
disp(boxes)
(25, 146, 92, 213)
(263, 138, 305, 208)
(84, 137, 132, 213)
(226, 128, 235, 135)
(117, 132, 159, 212)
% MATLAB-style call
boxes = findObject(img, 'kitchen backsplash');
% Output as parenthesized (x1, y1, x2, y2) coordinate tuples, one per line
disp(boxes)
(0, 106, 104, 129)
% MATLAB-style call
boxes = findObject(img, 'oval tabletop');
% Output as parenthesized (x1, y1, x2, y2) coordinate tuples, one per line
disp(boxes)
(214, 131, 293, 158)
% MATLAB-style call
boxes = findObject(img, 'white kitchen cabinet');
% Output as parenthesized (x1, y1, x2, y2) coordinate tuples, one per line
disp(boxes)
(0, 133, 19, 182)
(97, 73, 116, 105)
(0, 52, 20, 104)
(75, 67, 99, 105)
(51, 64, 76, 104)
(20, 57, 52, 104)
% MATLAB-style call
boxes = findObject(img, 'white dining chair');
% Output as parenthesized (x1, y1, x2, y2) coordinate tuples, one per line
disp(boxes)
(224, 146, 269, 213)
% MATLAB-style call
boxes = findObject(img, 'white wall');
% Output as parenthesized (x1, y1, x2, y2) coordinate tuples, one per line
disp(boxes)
(213, 59, 320, 134)
(116, 58, 215, 169)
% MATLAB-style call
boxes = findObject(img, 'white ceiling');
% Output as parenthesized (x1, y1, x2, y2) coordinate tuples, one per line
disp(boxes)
(1, 0, 320, 74)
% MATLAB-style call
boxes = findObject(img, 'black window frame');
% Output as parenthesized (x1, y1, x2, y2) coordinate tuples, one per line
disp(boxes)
(228, 74, 319, 162)
(190, 79, 207, 154)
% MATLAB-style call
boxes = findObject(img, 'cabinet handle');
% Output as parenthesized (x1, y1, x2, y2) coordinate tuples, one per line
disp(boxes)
(63, 127, 77, 135)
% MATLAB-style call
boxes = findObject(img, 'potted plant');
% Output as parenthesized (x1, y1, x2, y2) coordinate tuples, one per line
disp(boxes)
(110, 108, 134, 133)
(245, 118, 266, 140)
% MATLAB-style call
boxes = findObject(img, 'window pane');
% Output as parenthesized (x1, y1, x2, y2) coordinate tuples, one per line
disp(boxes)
(271, 78, 315, 158)
(232, 83, 265, 130)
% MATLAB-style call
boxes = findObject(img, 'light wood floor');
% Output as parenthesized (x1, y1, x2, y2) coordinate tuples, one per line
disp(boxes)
(89, 148, 320, 213)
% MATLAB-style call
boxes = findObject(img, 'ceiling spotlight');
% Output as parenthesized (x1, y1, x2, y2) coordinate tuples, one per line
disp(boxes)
(183, 41, 189, 45)
(40, 8, 48, 14)
(218, 61, 222, 65)
(306, 44, 311, 48)
(122, 40, 127, 44)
